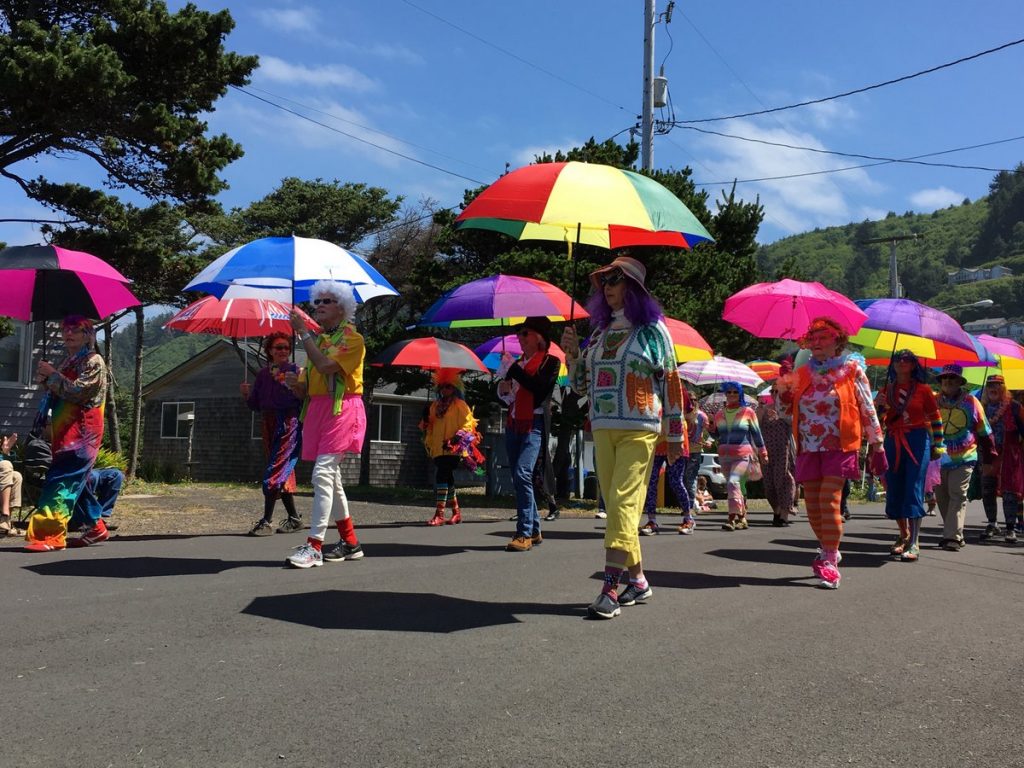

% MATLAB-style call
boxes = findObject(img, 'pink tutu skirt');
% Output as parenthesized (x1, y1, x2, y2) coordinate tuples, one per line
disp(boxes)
(301, 394, 366, 461)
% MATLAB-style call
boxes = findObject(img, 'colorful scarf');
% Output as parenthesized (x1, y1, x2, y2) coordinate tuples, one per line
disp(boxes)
(300, 325, 348, 420)
(509, 352, 546, 434)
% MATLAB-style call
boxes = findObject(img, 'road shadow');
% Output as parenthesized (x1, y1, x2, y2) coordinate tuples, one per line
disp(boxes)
(485, 529, 606, 541)
(358, 542, 505, 558)
(770, 537, 893, 557)
(605, 569, 812, 590)
(23, 556, 276, 578)
(242, 589, 586, 632)
(707, 547, 888, 569)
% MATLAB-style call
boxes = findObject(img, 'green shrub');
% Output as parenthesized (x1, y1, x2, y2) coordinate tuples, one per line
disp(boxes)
(94, 447, 127, 472)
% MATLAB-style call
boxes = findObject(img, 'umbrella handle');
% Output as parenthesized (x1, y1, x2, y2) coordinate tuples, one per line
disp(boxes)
(568, 222, 581, 323)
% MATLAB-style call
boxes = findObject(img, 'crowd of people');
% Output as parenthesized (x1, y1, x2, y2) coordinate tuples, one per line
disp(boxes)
(4, 255, 1022, 620)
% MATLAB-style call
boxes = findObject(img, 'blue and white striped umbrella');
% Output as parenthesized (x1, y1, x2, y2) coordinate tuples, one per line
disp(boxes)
(183, 235, 399, 303)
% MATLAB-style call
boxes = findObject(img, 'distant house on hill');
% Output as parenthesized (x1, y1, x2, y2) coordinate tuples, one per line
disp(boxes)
(996, 319, 1024, 342)
(947, 265, 1013, 286)
(963, 317, 1007, 336)
(140, 339, 436, 488)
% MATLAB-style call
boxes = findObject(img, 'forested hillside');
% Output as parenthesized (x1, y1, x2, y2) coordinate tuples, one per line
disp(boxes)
(757, 165, 1024, 320)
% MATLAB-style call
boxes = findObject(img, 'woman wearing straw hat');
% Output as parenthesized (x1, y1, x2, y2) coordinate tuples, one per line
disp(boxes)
(978, 374, 1024, 544)
(562, 254, 684, 619)
(934, 364, 994, 550)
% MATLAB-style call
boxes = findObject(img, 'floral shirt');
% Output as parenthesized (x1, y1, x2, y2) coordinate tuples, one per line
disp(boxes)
(796, 357, 882, 453)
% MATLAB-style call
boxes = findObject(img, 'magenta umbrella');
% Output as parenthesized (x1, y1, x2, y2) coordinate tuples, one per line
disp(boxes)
(975, 333, 1024, 361)
(0, 244, 140, 321)
(723, 279, 867, 340)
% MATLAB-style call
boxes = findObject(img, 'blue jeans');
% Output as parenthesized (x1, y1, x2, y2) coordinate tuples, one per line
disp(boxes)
(506, 417, 543, 537)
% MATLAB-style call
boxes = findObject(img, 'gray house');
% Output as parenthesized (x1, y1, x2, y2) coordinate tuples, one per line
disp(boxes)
(0, 321, 45, 433)
(140, 340, 437, 487)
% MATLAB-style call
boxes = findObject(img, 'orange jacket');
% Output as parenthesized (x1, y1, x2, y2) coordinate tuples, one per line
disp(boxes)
(789, 365, 862, 453)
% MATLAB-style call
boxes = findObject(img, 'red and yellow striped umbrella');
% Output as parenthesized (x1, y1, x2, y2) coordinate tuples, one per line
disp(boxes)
(748, 360, 782, 381)
(455, 162, 714, 250)
(665, 318, 713, 363)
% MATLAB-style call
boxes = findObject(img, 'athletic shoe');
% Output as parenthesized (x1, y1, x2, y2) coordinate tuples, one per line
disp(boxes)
(323, 541, 364, 562)
(276, 516, 303, 534)
(543, 510, 560, 521)
(818, 560, 841, 589)
(618, 583, 653, 606)
(979, 524, 1001, 542)
(901, 544, 920, 562)
(594, 510, 607, 519)
(639, 520, 659, 536)
(587, 592, 620, 619)
(678, 519, 696, 535)
(68, 519, 109, 548)
(24, 541, 63, 553)
(734, 517, 749, 530)
(286, 543, 323, 568)
(1005, 528, 1018, 545)
(249, 519, 274, 536)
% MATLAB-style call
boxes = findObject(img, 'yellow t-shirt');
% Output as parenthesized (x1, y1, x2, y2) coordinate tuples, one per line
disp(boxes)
(300, 323, 365, 396)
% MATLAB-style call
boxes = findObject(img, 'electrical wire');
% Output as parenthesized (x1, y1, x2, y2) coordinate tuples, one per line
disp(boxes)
(678, 36, 1024, 124)
(398, 0, 630, 114)
(231, 86, 489, 187)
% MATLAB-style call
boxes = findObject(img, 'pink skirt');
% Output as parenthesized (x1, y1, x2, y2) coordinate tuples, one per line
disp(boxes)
(795, 450, 860, 482)
(301, 394, 366, 461)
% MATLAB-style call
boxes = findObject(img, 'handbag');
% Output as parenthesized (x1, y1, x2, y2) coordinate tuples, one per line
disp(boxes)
(868, 449, 889, 477)
(747, 457, 763, 481)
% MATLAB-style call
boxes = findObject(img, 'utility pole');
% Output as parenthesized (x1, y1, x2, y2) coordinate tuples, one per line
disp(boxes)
(863, 233, 921, 298)
(641, 0, 655, 171)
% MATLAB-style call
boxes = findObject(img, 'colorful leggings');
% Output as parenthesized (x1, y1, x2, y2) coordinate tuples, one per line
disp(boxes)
(643, 455, 691, 517)
(802, 477, 845, 551)
(719, 455, 750, 516)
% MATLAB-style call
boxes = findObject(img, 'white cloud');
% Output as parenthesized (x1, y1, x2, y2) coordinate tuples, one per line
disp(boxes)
(510, 140, 584, 167)
(256, 55, 376, 92)
(254, 6, 318, 33)
(909, 186, 964, 211)
(337, 40, 424, 66)
(858, 206, 889, 222)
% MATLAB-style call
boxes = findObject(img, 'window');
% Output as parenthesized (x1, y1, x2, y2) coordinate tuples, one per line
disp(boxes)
(0, 321, 30, 385)
(161, 402, 195, 439)
(251, 412, 263, 440)
(372, 403, 402, 443)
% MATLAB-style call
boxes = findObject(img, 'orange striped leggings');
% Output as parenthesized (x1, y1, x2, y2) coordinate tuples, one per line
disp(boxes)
(802, 476, 845, 551)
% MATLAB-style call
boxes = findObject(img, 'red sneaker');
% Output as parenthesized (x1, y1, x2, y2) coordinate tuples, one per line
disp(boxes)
(24, 541, 63, 553)
(68, 519, 109, 548)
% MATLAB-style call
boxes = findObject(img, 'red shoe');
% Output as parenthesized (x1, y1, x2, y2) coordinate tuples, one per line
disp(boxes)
(446, 507, 462, 525)
(68, 519, 109, 548)
(426, 506, 446, 527)
(24, 541, 63, 553)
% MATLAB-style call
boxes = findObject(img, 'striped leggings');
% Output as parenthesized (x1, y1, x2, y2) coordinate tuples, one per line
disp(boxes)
(802, 476, 845, 550)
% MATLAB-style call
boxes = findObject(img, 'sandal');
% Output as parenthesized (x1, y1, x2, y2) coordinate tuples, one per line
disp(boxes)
(901, 544, 920, 562)
(890, 536, 908, 556)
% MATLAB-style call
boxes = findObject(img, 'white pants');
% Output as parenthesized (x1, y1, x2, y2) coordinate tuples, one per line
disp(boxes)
(309, 453, 351, 541)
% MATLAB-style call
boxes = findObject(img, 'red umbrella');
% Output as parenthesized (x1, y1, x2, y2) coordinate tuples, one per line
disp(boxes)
(371, 338, 488, 372)
(164, 294, 319, 338)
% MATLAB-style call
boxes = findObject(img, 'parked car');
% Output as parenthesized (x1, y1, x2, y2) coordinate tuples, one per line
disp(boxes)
(697, 453, 728, 499)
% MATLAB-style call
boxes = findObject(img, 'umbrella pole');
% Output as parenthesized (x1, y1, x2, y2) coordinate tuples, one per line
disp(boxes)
(568, 223, 581, 323)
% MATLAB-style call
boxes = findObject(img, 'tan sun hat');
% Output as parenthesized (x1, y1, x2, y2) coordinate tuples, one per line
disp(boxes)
(589, 255, 649, 294)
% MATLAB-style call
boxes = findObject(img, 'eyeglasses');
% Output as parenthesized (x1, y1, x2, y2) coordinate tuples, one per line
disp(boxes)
(312, 298, 336, 306)
(271, 345, 291, 351)
(598, 269, 625, 287)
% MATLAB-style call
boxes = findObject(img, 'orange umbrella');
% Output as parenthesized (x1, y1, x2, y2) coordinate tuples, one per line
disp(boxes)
(748, 360, 781, 381)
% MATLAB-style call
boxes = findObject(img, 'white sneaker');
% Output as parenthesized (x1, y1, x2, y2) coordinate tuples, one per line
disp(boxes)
(286, 543, 323, 569)
(594, 510, 607, 519)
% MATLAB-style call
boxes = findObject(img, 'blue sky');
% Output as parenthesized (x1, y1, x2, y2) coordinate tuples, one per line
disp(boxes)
(3, 0, 1023, 249)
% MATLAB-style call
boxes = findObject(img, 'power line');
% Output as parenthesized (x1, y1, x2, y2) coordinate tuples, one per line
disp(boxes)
(397, 0, 630, 114)
(244, 85, 498, 176)
(690, 134, 1024, 186)
(231, 86, 489, 187)
(677, 124, 1015, 173)
(679, 36, 1024, 124)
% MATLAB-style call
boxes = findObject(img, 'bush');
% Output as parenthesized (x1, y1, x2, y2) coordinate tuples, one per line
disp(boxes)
(94, 447, 127, 472)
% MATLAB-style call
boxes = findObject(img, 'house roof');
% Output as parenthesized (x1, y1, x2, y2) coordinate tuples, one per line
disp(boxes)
(963, 317, 1007, 331)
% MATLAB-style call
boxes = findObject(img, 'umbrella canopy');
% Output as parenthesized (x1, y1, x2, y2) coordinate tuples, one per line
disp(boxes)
(963, 355, 1024, 388)
(862, 333, 996, 367)
(0, 244, 140, 321)
(474, 334, 569, 384)
(418, 274, 587, 328)
(975, 334, 1024, 361)
(455, 162, 714, 250)
(664, 317, 713, 363)
(748, 360, 782, 381)
(164, 294, 320, 339)
(678, 356, 762, 387)
(723, 279, 867, 339)
(371, 337, 487, 372)
(850, 299, 978, 361)
(183, 236, 399, 303)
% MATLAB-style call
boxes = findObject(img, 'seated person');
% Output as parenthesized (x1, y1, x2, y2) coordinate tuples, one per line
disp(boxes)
(69, 468, 125, 532)
(694, 474, 718, 512)
(0, 432, 22, 535)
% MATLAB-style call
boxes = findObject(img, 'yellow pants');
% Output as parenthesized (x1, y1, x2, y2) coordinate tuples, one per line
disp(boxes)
(594, 429, 659, 567)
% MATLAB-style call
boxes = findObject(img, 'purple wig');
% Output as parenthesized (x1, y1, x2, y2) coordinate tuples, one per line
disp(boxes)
(584, 279, 664, 331)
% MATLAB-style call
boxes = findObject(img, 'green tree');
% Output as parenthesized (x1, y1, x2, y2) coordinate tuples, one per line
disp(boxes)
(974, 164, 1024, 262)
(0, 0, 257, 209)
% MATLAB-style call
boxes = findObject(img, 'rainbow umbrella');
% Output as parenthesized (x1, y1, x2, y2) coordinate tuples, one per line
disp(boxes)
(850, 298, 981, 363)
(371, 337, 487, 372)
(748, 360, 782, 381)
(862, 333, 996, 368)
(474, 335, 569, 385)
(417, 274, 587, 328)
(455, 162, 714, 251)
(665, 317, 713, 363)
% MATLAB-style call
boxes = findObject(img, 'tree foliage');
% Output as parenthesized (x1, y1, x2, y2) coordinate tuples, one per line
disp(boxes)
(0, 0, 258, 209)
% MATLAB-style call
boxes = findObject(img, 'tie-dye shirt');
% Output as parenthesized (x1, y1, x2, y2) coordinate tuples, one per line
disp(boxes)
(937, 392, 991, 468)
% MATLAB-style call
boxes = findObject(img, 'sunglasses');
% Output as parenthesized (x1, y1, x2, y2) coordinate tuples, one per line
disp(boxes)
(271, 345, 291, 351)
(312, 298, 336, 306)
(598, 269, 626, 287)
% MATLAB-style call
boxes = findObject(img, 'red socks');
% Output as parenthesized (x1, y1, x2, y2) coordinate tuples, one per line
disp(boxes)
(336, 518, 358, 546)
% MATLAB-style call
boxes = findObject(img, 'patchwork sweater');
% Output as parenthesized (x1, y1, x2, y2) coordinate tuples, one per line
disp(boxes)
(571, 318, 684, 440)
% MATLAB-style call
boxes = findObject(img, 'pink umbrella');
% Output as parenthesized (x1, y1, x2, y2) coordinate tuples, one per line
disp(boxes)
(164, 294, 320, 338)
(975, 334, 1024, 361)
(723, 279, 867, 340)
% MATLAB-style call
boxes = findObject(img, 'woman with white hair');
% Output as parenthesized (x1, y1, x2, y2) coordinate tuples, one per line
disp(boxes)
(285, 281, 367, 568)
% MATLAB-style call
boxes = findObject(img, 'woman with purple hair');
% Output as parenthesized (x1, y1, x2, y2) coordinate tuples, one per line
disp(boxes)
(562, 254, 685, 620)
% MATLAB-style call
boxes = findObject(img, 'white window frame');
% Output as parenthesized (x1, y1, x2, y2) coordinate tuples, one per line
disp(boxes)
(371, 402, 402, 444)
(251, 412, 263, 440)
(0, 321, 32, 387)
(160, 401, 195, 439)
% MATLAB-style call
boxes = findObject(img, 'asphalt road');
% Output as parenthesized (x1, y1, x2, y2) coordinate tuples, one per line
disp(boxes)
(2, 501, 1023, 768)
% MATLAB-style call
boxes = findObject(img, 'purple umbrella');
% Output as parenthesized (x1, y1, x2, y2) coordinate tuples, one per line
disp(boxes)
(851, 298, 976, 358)
(417, 274, 588, 328)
